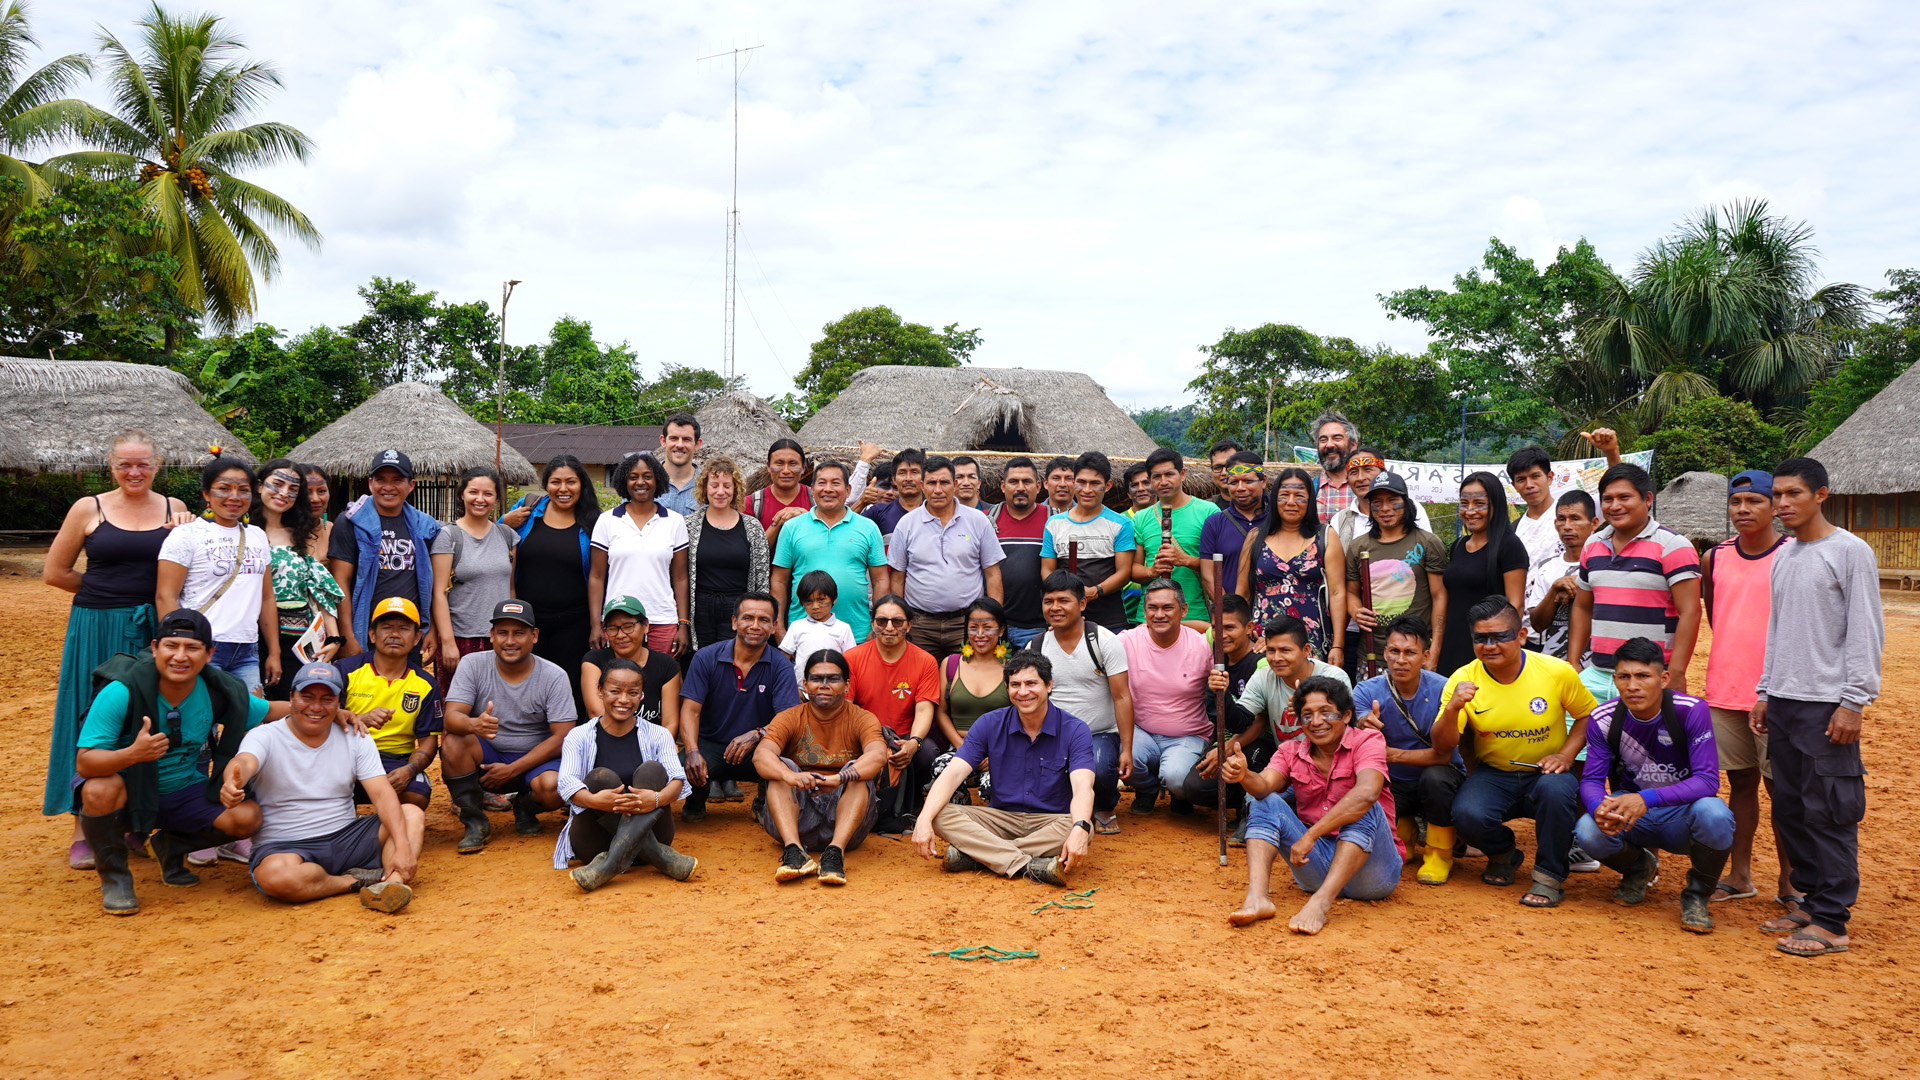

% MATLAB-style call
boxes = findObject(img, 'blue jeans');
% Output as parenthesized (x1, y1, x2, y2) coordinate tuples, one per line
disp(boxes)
(1454, 767, 1582, 882)
(211, 640, 262, 694)
(1574, 797, 1736, 858)
(1246, 796, 1403, 900)
(1089, 731, 1121, 814)
(1130, 730, 1209, 802)
(1007, 625, 1045, 649)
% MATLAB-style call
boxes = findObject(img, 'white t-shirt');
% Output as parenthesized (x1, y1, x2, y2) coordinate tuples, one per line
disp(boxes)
(778, 615, 857, 685)
(1513, 507, 1562, 572)
(158, 519, 271, 642)
(590, 505, 689, 629)
(1525, 553, 1582, 661)
(1039, 622, 1128, 735)
(238, 720, 386, 847)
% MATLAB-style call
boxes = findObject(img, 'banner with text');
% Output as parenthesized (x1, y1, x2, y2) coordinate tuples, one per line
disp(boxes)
(1291, 447, 1656, 505)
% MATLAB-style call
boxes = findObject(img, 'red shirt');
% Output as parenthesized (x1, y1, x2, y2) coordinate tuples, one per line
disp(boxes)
(1264, 725, 1401, 856)
(846, 639, 941, 736)
(753, 485, 812, 529)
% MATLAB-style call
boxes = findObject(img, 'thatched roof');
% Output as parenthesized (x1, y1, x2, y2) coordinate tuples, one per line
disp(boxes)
(797, 366, 1161, 458)
(0, 419, 32, 471)
(1656, 471, 1730, 545)
(1, 357, 256, 471)
(286, 381, 538, 485)
(694, 390, 797, 467)
(1808, 358, 1920, 494)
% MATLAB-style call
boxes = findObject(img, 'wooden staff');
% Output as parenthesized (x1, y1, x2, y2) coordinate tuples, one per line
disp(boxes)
(1211, 551, 1228, 866)
(1159, 504, 1174, 582)
(1068, 539, 1079, 577)
(1357, 548, 1379, 678)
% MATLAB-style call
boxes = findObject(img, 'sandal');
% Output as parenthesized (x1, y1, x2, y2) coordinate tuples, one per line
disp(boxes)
(1759, 911, 1812, 933)
(1093, 812, 1121, 835)
(1710, 880, 1757, 903)
(1520, 880, 1564, 908)
(1775, 928, 1848, 957)
(1481, 847, 1524, 887)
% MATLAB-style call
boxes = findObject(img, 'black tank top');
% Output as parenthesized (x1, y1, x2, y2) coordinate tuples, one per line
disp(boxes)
(74, 496, 170, 610)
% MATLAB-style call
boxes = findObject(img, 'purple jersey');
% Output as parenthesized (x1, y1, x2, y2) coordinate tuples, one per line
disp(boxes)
(1580, 692, 1720, 814)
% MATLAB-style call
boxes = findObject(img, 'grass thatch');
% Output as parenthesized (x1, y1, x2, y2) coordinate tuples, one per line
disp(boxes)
(694, 390, 798, 467)
(1, 357, 256, 471)
(797, 366, 1162, 458)
(1808, 358, 1920, 494)
(0, 418, 32, 472)
(1656, 471, 1730, 546)
(286, 381, 539, 485)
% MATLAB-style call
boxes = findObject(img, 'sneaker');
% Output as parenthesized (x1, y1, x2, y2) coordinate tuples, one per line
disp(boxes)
(1024, 856, 1068, 887)
(1569, 845, 1602, 873)
(216, 839, 252, 863)
(774, 844, 817, 883)
(943, 846, 985, 873)
(818, 845, 847, 886)
(1130, 789, 1158, 815)
(482, 791, 513, 812)
(186, 846, 219, 868)
(359, 880, 413, 913)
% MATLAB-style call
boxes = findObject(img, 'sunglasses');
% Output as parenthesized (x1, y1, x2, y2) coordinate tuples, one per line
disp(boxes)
(1471, 629, 1520, 646)
(872, 616, 908, 628)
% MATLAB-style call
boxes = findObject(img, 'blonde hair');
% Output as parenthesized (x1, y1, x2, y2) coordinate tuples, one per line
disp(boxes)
(108, 429, 162, 468)
(696, 455, 746, 510)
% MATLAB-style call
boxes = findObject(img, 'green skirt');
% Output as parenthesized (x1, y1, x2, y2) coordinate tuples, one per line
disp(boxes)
(44, 603, 155, 816)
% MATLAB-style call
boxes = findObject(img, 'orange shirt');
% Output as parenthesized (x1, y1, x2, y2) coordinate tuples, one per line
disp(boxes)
(846, 639, 941, 736)
(762, 700, 884, 774)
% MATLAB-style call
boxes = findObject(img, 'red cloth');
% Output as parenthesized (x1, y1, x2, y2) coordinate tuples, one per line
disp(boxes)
(1265, 724, 1402, 857)
(845, 639, 940, 736)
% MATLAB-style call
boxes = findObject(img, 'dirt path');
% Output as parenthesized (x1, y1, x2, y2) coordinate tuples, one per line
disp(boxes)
(1, 561, 1915, 1080)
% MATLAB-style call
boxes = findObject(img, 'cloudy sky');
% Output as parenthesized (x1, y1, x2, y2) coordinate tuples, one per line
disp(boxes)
(41, 1, 1920, 412)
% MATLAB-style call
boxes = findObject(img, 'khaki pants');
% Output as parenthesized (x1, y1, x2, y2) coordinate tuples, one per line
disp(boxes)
(908, 609, 968, 664)
(933, 804, 1070, 877)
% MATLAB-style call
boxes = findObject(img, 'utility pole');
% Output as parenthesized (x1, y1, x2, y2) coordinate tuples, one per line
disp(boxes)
(699, 45, 762, 382)
(495, 279, 521, 474)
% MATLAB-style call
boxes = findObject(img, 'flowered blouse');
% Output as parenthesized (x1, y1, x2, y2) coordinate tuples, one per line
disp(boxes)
(270, 544, 344, 631)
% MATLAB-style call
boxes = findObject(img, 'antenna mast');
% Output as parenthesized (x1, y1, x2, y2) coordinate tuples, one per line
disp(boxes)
(699, 45, 762, 382)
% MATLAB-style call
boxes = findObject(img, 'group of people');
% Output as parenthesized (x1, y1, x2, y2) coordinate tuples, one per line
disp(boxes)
(42, 411, 1881, 957)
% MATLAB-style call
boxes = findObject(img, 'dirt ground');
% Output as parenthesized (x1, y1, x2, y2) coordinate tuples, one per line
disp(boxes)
(1, 548, 1916, 1080)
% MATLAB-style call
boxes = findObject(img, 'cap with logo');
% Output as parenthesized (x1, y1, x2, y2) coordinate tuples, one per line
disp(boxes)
(291, 662, 345, 695)
(1729, 470, 1774, 498)
(1364, 471, 1411, 501)
(155, 607, 214, 646)
(491, 598, 537, 628)
(602, 595, 649, 622)
(371, 596, 422, 626)
(367, 448, 414, 479)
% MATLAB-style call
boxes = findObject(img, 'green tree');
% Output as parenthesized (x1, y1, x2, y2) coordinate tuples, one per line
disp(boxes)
(796, 305, 978, 414)
(504, 316, 642, 426)
(1634, 394, 1788, 482)
(51, 3, 320, 335)
(635, 362, 739, 425)
(1796, 269, 1920, 450)
(0, 1, 96, 213)
(1279, 340, 1460, 461)
(1129, 403, 1203, 457)
(1183, 323, 1322, 451)
(172, 323, 376, 456)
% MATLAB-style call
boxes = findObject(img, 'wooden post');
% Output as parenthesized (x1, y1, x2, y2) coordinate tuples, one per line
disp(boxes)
(1358, 549, 1378, 679)
(1211, 552, 1228, 865)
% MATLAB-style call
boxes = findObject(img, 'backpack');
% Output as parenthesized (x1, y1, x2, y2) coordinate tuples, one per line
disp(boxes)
(1605, 691, 1693, 795)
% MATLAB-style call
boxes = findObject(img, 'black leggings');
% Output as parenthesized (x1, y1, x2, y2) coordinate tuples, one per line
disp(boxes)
(569, 761, 675, 859)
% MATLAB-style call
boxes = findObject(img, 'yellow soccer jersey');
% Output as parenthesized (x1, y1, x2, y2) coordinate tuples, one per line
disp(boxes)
(1444, 652, 1597, 771)
(335, 654, 443, 757)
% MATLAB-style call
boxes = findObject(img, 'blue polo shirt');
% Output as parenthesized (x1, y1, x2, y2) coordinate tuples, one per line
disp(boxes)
(773, 508, 888, 641)
(955, 703, 1096, 815)
(681, 640, 802, 743)
(1349, 669, 1460, 783)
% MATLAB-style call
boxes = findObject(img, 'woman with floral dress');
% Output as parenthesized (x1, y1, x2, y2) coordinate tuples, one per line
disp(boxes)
(1234, 467, 1347, 663)
(254, 458, 343, 700)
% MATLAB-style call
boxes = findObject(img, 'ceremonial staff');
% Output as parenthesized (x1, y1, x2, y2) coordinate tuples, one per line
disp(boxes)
(1210, 552, 1228, 865)
(1358, 549, 1379, 678)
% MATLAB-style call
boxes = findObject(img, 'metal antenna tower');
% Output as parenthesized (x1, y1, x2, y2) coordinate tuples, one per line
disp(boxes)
(698, 45, 762, 381)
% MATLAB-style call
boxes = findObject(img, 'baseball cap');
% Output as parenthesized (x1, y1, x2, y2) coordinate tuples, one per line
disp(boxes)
(371, 596, 422, 626)
(1729, 470, 1774, 497)
(1364, 471, 1411, 501)
(491, 598, 537, 628)
(155, 608, 213, 646)
(291, 662, 345, 696)
(602, 595, 650, 622)
(368, 448, 414, 479)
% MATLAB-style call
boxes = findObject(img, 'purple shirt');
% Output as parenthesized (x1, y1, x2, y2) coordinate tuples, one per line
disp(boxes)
(1198, 504, 1265, 563)
(955, 703, 1096, 815)
(1580, 692, 1720, 813)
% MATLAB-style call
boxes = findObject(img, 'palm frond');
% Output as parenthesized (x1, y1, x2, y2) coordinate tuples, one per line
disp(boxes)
(0, 2, 37, 94)
(0, 149, 47, 204)
(208, 170, 320, 251)
(1634, 369, 1718, 429)
(37, 148, 140, 183)
(188, 122, 313, 171)
(213, 195, 279, 281)
(93, 30, 166, 146)
(1725, 330, 1833, 396)
(1801, 281, 1873, 332)
(188, 197, 252, 328)
(2, 96, 110, 151)
(0, 51, 88, 124)
(185, 61, 286, 137)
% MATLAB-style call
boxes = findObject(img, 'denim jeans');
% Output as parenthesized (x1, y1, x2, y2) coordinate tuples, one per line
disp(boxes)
(1574, 796, 1736, 858)
(211, 640, 262, 694)
(1007, 625, 1046, 650)
(1246, 796, 1403, 900)
(1453, 766, 1582, 882)
(1129, 730, 1209, 802)
(1089, 731, 1121, 814)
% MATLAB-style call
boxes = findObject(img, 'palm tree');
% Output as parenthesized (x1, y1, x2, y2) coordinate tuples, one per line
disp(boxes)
(50, 3, 320, 332)
(1579, 199, 1870, 429)
(0, 1, 97, 210)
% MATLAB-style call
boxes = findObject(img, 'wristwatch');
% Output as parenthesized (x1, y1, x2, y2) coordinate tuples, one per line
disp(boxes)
(1072, 819, 1093, 834)
(1092, 584, 1104, 598)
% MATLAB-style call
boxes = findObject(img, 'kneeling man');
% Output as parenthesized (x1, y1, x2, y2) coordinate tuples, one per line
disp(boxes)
(914, 652, 1095, 886)
(556, 659, 697, 890)
(225, 663, 422, 912)
(1576, 637, 1733, 932)
(754, 649, 889, 886)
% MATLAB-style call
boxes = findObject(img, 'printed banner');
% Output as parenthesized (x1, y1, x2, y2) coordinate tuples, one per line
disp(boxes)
(1291, 447, 1656, 505)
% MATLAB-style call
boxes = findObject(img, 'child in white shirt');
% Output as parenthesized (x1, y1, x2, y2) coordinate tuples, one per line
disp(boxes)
(779, 570, 856, 685)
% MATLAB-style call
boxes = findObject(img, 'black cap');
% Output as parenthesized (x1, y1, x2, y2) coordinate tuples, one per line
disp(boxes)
(490, 599, 537, 628)
(1364, 471, 1411, 501)
(156, 608, 214, 646)
(368, 448, 414, 479)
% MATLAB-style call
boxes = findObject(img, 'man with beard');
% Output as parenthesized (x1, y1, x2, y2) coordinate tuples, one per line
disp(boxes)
(1311, 411, 1359, 524)
(678, 593, 802, 822)
(655, 413, 703, 517)
(756, 649, 890, 885)
(988, 457, 1050, 648)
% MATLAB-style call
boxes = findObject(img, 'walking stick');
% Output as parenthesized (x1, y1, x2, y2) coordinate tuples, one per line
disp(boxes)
(1068, 539, 1079, 577)
(1357, 549, 1379, 679)
(1211, 552, 1228, 866)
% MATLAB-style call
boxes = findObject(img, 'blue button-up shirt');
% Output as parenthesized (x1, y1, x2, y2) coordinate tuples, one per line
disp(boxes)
(885, 503, 1005, 615)
(681, 640, 801, 742)
(657, 474, 699, 517)
(955, 702, 1096, 815)
(1349, 668, 1460, 783)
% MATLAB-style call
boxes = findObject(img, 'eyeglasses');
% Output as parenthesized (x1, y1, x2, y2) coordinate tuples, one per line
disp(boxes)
(112, 461, 158, 473)
(1470, 629, 1520, 646)
(805, 673, 847, 685)
(604, 622, 641, 636)
(872, 616, 908, 628)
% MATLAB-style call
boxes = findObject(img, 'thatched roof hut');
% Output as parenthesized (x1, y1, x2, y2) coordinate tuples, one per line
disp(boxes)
(287, 381, 539, 487)
(0, 419, 32, 472)
(1655, 471, 1730, 548)
(694, 390, 798, 468)
(2, 357, 255, 471)
(797, 366, 1161, 458)
(1810, 359, 1920, 576)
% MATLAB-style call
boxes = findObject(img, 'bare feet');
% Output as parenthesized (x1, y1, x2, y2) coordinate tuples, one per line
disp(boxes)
(1228, 895, 1276, 927)
(1288, 897, 1332, 935)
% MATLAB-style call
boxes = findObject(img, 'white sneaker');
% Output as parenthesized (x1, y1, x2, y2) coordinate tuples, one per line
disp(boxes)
(1568, 845, 1601, 873)
(216, 839, 252, 863)
(186, 846, 219, 867)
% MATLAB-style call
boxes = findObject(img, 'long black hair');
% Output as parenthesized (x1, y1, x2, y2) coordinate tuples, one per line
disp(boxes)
(252, 457, 319, 553)
(1261, 466, 1320, 540)
(542, 453, 602, 528)
(1454, 470, 1514, 551)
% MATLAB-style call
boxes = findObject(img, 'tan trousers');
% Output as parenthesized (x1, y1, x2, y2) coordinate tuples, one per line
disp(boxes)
(933, 804, 1070, 877)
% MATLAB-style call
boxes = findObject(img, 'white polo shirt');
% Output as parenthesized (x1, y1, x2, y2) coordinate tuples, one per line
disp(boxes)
(590, 504, 688, 626)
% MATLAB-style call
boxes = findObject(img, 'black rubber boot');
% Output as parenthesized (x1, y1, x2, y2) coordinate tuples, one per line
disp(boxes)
(570, 810, 659, 892)
(511, 792, 545, 835)
(80, 812, 138, 915)
(443, 771, 493, 854)
(152, 826, 234, 887)
(1606, 845, 1659, 906)
(1681, 843, 1729, 934)
(633, 813, 698, 881)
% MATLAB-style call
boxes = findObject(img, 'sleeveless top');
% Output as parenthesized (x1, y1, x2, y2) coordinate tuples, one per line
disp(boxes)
(1702, 535, 1788, 712)
(945, 660, 1011, 735)
(1252, 537, 1326, 654)
(74, 496, 170, 610)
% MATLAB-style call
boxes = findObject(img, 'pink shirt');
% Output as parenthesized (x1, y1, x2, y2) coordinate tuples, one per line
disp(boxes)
(1702, 536, 1788, 711)
(1265, 725, 1402, 857)
(1120, 625, 1214, 739)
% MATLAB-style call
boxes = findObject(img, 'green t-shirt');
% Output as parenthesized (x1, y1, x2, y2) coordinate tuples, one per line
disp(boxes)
(1132, 497, 1221, 615)
(79, 679, 272, 794)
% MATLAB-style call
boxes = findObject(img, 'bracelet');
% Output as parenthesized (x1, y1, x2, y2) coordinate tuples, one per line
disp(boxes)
(837, 763, 862, 784)
(677, 619, 692, 626)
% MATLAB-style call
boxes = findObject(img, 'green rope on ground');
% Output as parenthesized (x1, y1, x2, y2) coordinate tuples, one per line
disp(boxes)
(1031, 887, 1099, 914)
(929, 945, 1040, 962)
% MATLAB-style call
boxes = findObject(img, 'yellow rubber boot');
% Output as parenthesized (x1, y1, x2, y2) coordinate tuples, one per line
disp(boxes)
(1395, 816, 1418, 853)
(1418, 825, 1456, 885)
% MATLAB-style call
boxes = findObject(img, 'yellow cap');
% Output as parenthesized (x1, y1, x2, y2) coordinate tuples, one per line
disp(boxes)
(370, 596, 421, 625)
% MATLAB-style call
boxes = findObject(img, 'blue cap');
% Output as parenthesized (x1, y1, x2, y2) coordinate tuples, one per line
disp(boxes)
(290, 662, 344, 696)
(1729, 470, 1773, 497)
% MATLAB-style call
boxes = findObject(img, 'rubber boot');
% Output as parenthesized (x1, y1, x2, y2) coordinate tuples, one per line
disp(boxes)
(443, 771, 493, 854)
(1604, 844, 1658, 905)
(1681, 843, 1729, 934)
(633, 814, 698, 881)
(80, 812, 139, 915)
(1394, 816, 1419, 853)
(1418, 825, 1456, 885)
(511, 792, 545, 835)
(150, 826, 234, 887)
(570, 810, 660, 892)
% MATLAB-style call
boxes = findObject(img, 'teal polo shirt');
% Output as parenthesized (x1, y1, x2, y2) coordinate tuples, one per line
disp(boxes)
(772, 507, 888, 641)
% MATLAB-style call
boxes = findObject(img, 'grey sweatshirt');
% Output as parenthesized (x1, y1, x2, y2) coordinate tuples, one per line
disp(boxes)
(1756, 527, 1884, 709)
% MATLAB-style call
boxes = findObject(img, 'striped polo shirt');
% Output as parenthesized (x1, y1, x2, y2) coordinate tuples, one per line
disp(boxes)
(1574, 516, 1701, 672)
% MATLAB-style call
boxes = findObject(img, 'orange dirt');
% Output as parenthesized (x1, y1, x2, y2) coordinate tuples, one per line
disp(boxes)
(0, 551, 1915, 1080)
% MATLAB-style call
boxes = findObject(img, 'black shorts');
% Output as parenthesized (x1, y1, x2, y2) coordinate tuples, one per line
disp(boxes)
(354, 754, 432, 804)
(249, 814, 385, 878)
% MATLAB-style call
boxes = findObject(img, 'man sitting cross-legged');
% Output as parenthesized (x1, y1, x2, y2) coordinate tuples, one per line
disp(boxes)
(913, 652, 1096, 886)
(1222, 676, 1403, 935)
(1576, 637, 1734, 933)
(225, 662, 422, 913)
(754, 649, 890, 886)
(556, 658, 697, 891)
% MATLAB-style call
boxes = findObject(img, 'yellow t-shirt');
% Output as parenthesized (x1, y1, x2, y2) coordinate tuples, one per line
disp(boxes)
(336, 654, 443, 758)
(1444, 652, 1596, 771)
